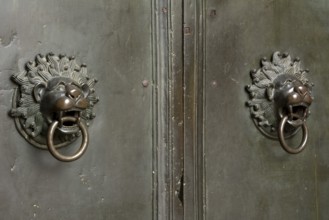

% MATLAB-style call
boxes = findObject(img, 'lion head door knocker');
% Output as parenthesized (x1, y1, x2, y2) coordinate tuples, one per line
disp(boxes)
(246, 52, 314, 154)
(10, 53, 99, 162)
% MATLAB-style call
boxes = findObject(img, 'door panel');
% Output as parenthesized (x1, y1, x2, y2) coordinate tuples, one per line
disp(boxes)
(2, 1, 328, 219)
(204, 0, 329, 219)
(0, 0, 154, 219)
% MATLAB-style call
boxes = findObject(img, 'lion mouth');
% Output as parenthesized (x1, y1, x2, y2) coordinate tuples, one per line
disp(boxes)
(286, 103, 309, 127)
(55, 110, 82, 134)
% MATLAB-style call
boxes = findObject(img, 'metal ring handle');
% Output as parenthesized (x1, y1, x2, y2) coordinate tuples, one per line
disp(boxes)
(47, 116, 89, 162)
(278, 115, 308, 154)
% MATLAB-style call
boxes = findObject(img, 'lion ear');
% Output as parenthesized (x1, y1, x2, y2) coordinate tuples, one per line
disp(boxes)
(81, 83, 90, 97)
(33, 83, 46, 102)
(266, 84, 274, 101)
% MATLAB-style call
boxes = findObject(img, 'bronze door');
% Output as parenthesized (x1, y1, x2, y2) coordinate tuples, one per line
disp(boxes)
(189, 0, 329, 219)
(1, 0, 329, 220)
(0, 0, 158, 219)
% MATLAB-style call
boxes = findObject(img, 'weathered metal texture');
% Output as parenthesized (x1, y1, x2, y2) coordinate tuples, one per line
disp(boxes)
(203, 0, 329, 219)
(167, 0, 185, 219)
(151, 0, 186, 219)
(0, 0, 155, 219)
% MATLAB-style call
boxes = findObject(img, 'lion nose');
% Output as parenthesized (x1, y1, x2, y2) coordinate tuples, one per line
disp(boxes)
(69, 89, 81, 99)
(66, 85, 82, 100)
(294, 85, 308, 96)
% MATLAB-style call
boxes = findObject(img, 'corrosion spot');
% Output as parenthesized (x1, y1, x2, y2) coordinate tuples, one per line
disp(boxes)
(210, 9, 217, 17)
(184, 27, 191, 35)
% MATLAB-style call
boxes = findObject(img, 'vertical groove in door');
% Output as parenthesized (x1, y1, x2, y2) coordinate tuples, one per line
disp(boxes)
(152, 0, 170, 219)
(152, 0, 166, 218)
(182, 0, 206, 219)
(152, 0, 185, 219)
(198, 1, 207, 219)
(153, 0, 207, 218)
(168, 0, 185, 219)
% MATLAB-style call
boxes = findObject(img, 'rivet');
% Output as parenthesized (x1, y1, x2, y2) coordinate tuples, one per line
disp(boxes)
(211, 81, 217, 87)
(142, 80, 149, 87)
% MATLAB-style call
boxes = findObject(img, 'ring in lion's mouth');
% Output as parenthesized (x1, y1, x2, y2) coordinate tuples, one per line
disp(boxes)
(54, 110, 82, 134)
(286, 103, 309, 127)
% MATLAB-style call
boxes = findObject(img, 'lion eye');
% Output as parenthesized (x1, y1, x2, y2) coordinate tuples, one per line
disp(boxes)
(284, 79, 294, 84)
(55, 84, 66, 91)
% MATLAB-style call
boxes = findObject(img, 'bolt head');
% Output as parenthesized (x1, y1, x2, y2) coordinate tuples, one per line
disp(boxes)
(142, 80, 149, 87)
